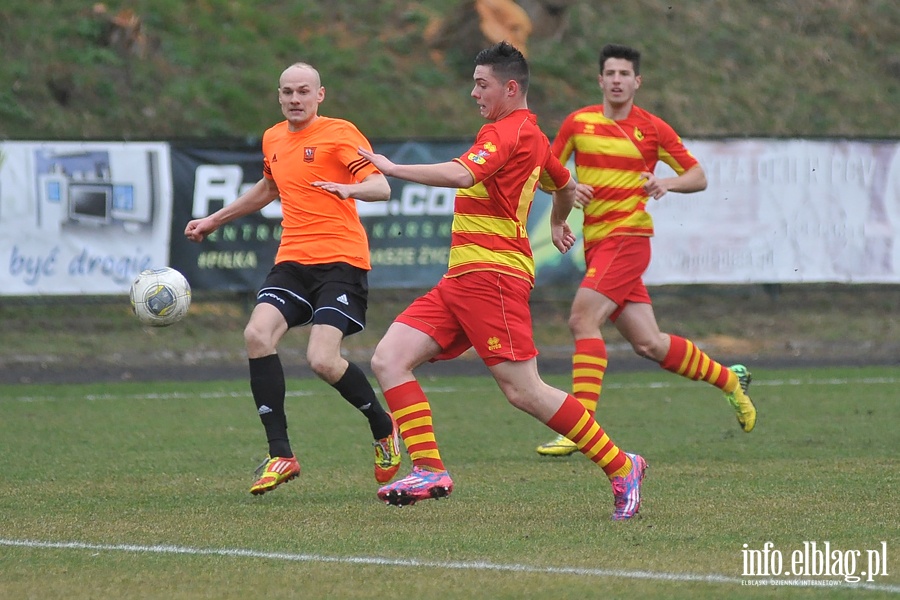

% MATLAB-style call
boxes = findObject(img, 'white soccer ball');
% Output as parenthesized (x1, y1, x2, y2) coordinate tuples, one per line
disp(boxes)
(129, 267, 192, 327)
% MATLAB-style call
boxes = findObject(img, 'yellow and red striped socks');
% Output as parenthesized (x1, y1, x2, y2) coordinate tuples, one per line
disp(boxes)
(572, 338, 607, 415)
(661, 335, 738, 393)
(382, 380, 446, 472)
(546, 394, 631, 479)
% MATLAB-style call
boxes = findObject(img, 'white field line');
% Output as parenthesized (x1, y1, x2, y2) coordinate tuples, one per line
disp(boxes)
(2, 539, 898, 593)
(5, 376, 899, 404)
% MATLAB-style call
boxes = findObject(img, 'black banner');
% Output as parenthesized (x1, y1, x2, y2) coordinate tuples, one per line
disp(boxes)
(169, 140, 584, 292)
(169, 144, 278, 292)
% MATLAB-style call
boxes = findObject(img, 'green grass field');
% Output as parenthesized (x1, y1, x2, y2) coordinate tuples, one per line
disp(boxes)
(1, 367, 898, 599)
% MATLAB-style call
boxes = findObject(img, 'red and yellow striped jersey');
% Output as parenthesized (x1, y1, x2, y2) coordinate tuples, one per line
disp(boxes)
(262, 117, 379, 269)
(450, 109, 572, 285)
(551, 104, 698, 247)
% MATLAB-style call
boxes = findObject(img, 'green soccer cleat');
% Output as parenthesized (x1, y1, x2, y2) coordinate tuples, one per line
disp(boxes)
(373, 415, 402, 483)
(536, 433, 579, 456)
(725, 364, 757, 432)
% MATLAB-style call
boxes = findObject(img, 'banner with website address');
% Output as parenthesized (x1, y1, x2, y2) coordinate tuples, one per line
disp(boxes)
(168, 140, 586, 291)
(169, 138, 900, 291)
(354, 141, 586, 288)
(3, 138, 899, 296)
(168, 145, 279, 292)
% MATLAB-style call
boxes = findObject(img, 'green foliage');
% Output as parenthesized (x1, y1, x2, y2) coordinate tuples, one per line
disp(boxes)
(0, 0, 897, 140)
(0, 90, 32, 123)
(0, 367, 898, 598)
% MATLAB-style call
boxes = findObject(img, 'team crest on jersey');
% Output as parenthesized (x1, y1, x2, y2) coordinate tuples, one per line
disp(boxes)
(487, 336, 502, 351)
(467, 141, 497, 166)
(304, 147, 316, 162)
(633, 127, 644, 141)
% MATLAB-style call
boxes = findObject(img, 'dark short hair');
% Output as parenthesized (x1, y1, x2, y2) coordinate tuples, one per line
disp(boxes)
(474, 41, 530, 93)
(599, 43, 641, 75)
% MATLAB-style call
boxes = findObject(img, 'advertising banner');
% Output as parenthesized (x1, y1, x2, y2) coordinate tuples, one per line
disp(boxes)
(3, 138, 899, 297)
(169, 140, 586, 292)
(170, 138, 900, 290)
(0, 141, 172, 295)
(169, 145, 279, 292)
(354, 141, 462, 288)
(359, 140, 587, 288)
(646, 139, 900, 284)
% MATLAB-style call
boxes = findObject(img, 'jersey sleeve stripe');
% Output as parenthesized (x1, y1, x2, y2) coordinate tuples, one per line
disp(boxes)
(347, 156, 371, 176)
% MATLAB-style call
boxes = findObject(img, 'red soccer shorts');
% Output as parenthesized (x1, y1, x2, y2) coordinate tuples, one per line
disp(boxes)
(581, 236, 652, 321)
(395, 270, 538, 366)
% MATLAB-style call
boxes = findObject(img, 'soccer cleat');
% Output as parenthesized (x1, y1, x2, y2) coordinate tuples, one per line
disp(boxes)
(377, 466, 453, 506)
(249, 455, 300, 496)
(373, 416, 402, 483)
(535, 433, 579, 457)
(725, 364, 757, 433)
(611, 453, 647, 520)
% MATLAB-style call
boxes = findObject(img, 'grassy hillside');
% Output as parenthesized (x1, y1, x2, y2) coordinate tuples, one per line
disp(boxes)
(1, 0, 898, 141)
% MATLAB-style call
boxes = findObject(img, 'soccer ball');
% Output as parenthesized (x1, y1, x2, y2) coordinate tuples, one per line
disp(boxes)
(130, 267, 192, 327)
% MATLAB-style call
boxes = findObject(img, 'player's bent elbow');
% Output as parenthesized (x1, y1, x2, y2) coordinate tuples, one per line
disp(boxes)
(445, 165, 475, 189)
(688, 167, 708, 191)
(362, 175, 392, 202)
(454, 173, 476, 189)
(375, 184, 392, 201)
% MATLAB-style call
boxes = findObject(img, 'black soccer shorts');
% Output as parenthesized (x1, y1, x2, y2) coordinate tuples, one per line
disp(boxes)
(256, 261, 369, 336)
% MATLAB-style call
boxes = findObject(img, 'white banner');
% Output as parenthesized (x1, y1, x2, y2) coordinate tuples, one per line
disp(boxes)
(645, 139, 900, 284)
(0, 141, 172, 295)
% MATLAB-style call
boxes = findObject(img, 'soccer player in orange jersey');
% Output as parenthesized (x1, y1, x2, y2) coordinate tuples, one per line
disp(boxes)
(535, 44, 757, 457)
(184, 63, 402, 494)
(359, 42, 646, 520)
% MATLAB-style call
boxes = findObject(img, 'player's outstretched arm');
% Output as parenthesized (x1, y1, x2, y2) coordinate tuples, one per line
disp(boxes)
(357, 147, 474, 189)
(311, 173, 391, 202)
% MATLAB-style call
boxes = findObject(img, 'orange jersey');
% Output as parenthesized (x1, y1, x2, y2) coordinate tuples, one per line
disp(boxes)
(551, 104, 699, 248)
(450, 109, 572, 285)
(262, 117, 380, 269)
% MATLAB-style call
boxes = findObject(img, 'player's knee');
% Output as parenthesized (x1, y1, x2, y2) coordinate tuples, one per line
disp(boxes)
(306, 349, 341, 381)
(568, 309, 592, 335)
(631, 341, 653, 359)
(243, 322, 274, 356)
(370, 344, 392, 379)
(308, 360, 338, 381)
(494, 379, 530, 412)
(503, 390, 530, 412)
(631, 337, 666, 361)
(371, 338, 414, 382)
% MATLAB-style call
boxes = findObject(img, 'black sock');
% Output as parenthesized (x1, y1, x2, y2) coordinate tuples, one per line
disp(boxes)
(249, 354, 293, 458)
(332, 361, 392, 439)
